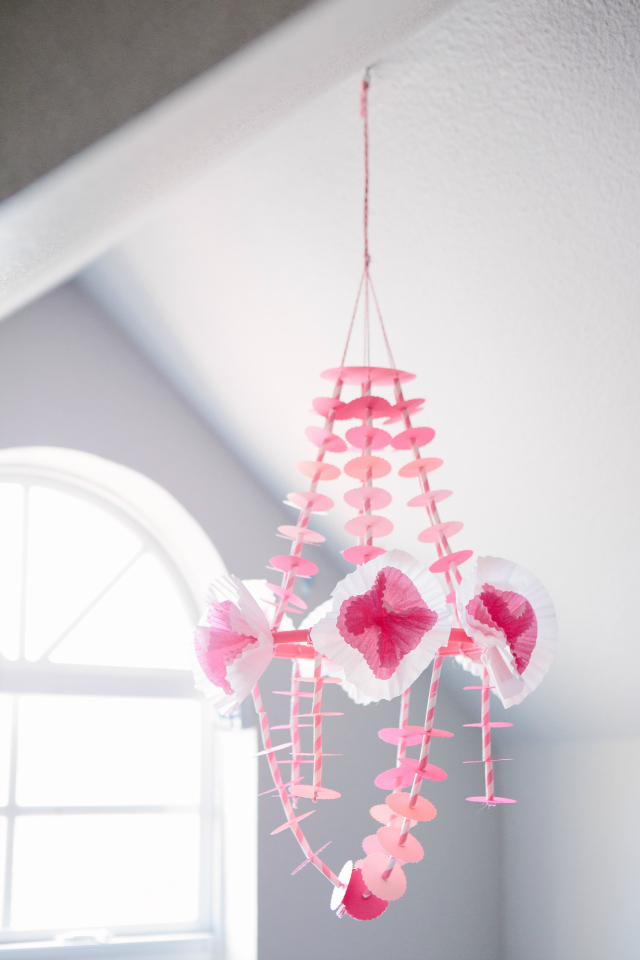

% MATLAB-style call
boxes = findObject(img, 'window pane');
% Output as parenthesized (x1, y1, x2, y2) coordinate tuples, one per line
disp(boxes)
(16, 695, 201, 807)
(11, 813, 200, 930)
(0, 696, 12, 807)
(25, 486, 142, 661)
(0, 484, 23, 660)
(51, 553, 193, 670)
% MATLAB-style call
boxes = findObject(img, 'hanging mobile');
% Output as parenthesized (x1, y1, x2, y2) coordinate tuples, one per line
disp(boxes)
(193, 69, 558, 921)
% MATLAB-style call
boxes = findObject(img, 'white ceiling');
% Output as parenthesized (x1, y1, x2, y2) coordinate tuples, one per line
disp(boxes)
(81, 0, 640, 740)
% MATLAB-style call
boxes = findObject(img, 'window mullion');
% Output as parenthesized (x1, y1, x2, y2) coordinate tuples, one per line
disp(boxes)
(2, 696, 20, 928)
(18, 486, 29, 663)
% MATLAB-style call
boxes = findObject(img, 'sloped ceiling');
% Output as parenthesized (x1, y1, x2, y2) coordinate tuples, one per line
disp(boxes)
(81, 0, 640, 742)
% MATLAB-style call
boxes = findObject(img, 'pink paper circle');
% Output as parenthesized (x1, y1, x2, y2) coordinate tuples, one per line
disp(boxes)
(378, 726, 454, 746)
(391, 427, 436, 450)
(398, 457, 444, 478)
(362, 834, 384, 855)
(344, 487, 392, 510)
(361, 853, 407, 901)
(407, 490, 452, 507)
(466, 796, 517, 804)
(342, 867, 389, 921)
(305, 426, 347, 452)
(399, 758, 447, 781)
(342, 545, 386, 566)
(374, 766, 414, 790)
(295, 460, 341, 481)
(369, 804, 394, 825)
(384, 398, 425, 424)
(289, 784, 341, 800)
(418, 521, 464, 544)
(344, 514, 394, 538)
(377, 826, 424, 863)
(268, 555, 318, 578)
(385, 792, 437, 822)
(286, 490, 334, 512)
(321, 366, 415, 385)
(344, 396, 394, 420)
(429, 550, 473, 573)
(345, 456, 392, 480)
(277, 525, 326, 544)
(346, 425, 392, 451)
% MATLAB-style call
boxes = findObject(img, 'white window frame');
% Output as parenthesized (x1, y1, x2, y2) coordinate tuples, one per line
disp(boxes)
(0, 448, 257, 960)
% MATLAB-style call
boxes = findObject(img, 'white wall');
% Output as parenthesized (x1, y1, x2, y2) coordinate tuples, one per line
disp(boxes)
(503, 738, 640, 960)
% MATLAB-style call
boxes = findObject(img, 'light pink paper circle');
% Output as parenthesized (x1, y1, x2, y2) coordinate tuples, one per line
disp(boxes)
(429, 549, 473, 573)
(370, 804, 394, 825)
(361, 853, 407, 901)
(289, 785, 341, 800)
(346, 425, 392, 451)
(377, 826, 424, 863)
(342, 867, 389, 921)
(466, 796, 517, 804)
(385, 792, 437, 822)
(398, 457, 444, 478)
(344, 396, 393, 420)
(418, 521, 464, 544)
(295, 461, 341, 481)
(286, 490, 334, 512)
(399, 758, 447, 781)
(463, 722, 513, 728)
(345, 456, 392, 480)
(391, 427, 435, 450)
(268, 555, 318, 578)
(378, 726, 454, 746)
(384, 398, 425, 424)
(407, 490, 452, 507)
(305, 426, 348, 452)
(312, 397, 348, 419)
(344, 487, 392, 510)
(362, 834, 384, 856)
(277, 525, 326, 544)
(374, 766, 414, 790)
(344, 515, 394, 538)
(321, 366, 415, 385)
(342, 545, 386, 566)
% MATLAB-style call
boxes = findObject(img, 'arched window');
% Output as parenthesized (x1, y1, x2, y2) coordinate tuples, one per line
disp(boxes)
(0, 448, 255, 960)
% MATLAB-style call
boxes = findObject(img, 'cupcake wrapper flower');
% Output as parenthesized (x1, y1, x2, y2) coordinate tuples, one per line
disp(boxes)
(457, 556, 557, 708)
(193, 575, 274, 717)
(310, 550, 451, 703)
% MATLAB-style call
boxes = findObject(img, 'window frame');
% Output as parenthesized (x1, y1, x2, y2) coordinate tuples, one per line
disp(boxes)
(0, 449, 246, 960)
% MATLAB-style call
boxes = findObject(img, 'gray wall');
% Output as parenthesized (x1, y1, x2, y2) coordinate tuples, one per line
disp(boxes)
(0, 282, 504, 959)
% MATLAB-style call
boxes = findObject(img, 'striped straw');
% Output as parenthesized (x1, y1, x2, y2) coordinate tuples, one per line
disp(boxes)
(482, 666, 495, 803)
(252, 682, 341, 887)
(290, 660, 301, 808)
(312, 652, 323, 792)
(381, 655, 443, 880)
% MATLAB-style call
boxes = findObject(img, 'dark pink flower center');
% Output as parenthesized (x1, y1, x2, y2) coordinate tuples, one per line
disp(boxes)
(466, 585, 537, 674)
(337, 567, 438, 680)
(194, 600, 257, 694)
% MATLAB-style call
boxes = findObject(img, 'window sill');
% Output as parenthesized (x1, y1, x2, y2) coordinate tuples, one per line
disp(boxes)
(0, 933, 217, 960)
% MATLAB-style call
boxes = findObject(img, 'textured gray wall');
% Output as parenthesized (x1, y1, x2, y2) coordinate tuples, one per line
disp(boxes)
(0, 0, 313, 200)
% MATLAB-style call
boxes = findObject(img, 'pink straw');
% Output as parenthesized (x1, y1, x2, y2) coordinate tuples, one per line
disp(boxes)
(290, 660, 301, 808)
(381, 654, 443, 880)
(252, 682, 341, 887)
(482, 667, 495, 803)
(312, 652, 324, 793)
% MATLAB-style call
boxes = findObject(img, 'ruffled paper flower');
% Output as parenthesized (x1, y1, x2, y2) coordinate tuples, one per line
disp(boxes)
(310, 550, 450, 703)
(193, 575, 273, 717)
(457, 556, 557, 708)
